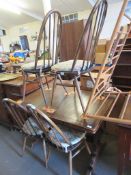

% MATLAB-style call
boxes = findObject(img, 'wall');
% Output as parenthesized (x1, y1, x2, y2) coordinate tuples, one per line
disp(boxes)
(0, 1, 129, 52)
(1, 20, 41, 52)
(78, 1, 129, 39)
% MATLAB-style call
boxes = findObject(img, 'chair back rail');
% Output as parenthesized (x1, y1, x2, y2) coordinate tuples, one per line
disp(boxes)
(71, 0, 108, 72)
(35, 10, 62, 69)
(27, 104, 71, 148)
(2, 98, 38, 136)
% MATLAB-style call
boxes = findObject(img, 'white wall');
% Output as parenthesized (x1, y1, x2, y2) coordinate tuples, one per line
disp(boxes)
(0, 1, 129, 52)
(1, 20, 41, 52)
(78, 1, 129, 39)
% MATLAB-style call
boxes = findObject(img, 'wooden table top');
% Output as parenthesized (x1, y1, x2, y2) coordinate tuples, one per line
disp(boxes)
(22, 82, 103, 134)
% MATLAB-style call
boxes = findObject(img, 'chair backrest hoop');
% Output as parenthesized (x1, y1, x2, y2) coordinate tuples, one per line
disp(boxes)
(26, 104, 71, 147)
(35, 10, 62, 69)
(2, 98, 39, 136)
(72, 0, 108, 72)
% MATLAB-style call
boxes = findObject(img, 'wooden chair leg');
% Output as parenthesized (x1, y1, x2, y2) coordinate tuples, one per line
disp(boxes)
(45, 75, 50, 90)
(36, 74, 47, 105)
(22, 136, 27, 156)
(22, 72, 27, 102)
(69, 151, 73, 175)
(42, 139, 49, 168)
(57, 74, 68, 95)
(74, 77, 85, 112)
(50, 74, 57, 106)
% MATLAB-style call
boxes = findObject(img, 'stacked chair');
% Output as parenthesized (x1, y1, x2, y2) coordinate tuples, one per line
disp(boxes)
(22, 10, 62, 113)
(49, 0, 108, 112)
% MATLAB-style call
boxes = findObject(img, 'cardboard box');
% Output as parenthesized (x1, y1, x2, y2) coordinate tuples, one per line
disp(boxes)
(95, 53, 106, 64)
(96, 39, 107, 53)
(80, 72, 110, 91)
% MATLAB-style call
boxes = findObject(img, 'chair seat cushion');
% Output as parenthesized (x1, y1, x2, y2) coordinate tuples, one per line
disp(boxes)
(22, 117, 43, 136)
(48, 125, 85, 153)
(22, 60, 52, 71)
(51, 60, 92, 73)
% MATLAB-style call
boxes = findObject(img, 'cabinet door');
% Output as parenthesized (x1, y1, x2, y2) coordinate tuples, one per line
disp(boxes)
(60, 20, 85, 61)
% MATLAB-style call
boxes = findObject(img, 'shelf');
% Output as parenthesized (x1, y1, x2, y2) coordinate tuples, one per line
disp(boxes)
(113, 84, 131, 90)
(116, 63, 131, 66)
(112, 75, 131, 79)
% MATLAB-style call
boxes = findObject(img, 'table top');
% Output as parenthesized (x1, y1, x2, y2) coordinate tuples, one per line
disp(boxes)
(22, 82, 105, 134)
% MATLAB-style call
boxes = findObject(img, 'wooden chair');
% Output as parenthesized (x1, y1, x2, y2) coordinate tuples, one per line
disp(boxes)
(22, 10, 62, 109)
(82, 0, 131, 125)
(2, 98, 44, 156)
(49, 0, 108, 113)
(26, 103, 91, 175)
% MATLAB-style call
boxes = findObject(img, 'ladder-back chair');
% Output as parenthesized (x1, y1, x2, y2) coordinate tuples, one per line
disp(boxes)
(22, 10, 62, 108)
(82, 0, 131, 126)
(49, 0, 108, 113)
(26, 103, 91, 175)
(2, 98, 43, 156)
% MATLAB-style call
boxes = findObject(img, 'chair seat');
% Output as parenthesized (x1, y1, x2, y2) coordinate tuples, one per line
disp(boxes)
(22, 60, 52, 72)
(49, 124, 85, 153)
(51, 60, 92, 74)
(23, 117, 43, 136)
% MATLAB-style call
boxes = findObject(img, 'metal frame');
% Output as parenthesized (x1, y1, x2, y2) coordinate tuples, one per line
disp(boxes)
(27, 103, 91, 175)
(22, 10, 62, 106)
(50, 0, 108, 112)
(82, 0, 131, 125)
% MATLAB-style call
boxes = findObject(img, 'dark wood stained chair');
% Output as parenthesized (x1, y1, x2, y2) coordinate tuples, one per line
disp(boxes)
(2, 98, 44, 156)
(26, 103, 91, 175)
(22, 10, 62, 109)
(49, 0, 108, 113)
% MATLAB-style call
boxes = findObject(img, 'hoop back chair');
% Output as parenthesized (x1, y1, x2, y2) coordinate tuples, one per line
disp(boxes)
(26, 103, 91, 175)
(50, 0, 108, 112)
(2, 98, 43, 156)
(22, 10, 62, 106)
(82, 0, 131, 125)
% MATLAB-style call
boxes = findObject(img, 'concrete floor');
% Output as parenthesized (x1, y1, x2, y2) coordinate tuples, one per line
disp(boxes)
(0, 125, 130, 175)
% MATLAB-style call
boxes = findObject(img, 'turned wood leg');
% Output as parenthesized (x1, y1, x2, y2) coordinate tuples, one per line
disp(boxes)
(74, 76, 85, 112)
(69, 151, 73, 175)
(50, 74, 57, 106)
(57, 74, 68, 95)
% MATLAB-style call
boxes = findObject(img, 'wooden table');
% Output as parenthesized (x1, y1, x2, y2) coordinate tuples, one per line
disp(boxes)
(23, 83, 131, 175)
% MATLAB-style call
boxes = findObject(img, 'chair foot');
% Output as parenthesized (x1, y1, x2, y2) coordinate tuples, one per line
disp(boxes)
(64, 91, 75, 96)
(45, 87, 52, 91)
(43, 106, 56, 114)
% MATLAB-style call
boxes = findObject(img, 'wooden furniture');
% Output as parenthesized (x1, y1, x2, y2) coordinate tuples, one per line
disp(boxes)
(50, 0, 108, 113)
(0, 75, 52, 125)
(118, 125, 131, 175)
(27, 103, 90, 175)
(2, 98, 43, 156)
(60, 20, 86, 61)
(82, 0, 131, 126)
(112, 30, 131, 91)
(22, 10, 62, 110)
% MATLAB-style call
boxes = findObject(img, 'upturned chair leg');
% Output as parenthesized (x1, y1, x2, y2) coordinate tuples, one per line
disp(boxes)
(50, 74, 57, 106)
(22, 136, 27, 156)
(22, 72, 28, 102)
(36, 74, 47, 105)
(74, 76, 85, 112)
(57, 74, 68, 95)
(69, 151, 73, 175)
